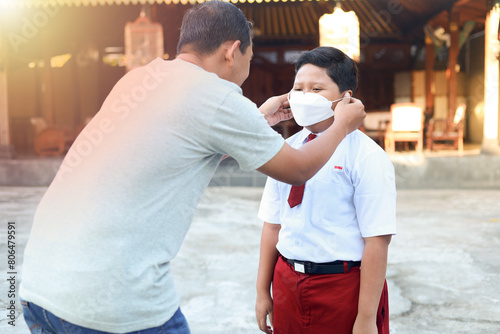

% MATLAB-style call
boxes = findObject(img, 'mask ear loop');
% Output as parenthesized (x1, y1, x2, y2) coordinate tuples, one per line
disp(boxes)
(330, 96, 352, 104)
(330, 96, 353, 115)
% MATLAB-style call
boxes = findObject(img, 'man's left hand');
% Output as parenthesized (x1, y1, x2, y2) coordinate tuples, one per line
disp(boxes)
(259, 94, 292, 126)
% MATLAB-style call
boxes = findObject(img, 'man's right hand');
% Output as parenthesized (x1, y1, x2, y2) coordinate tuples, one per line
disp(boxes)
(333, 93, 366, 137)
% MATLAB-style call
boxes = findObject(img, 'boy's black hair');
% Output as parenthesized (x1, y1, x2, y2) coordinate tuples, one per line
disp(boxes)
(177, 1, 252, 56)
(295, 47, 358, 93)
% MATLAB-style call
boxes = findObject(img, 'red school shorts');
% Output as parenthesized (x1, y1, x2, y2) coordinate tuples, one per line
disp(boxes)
(272, 256, 389, 334)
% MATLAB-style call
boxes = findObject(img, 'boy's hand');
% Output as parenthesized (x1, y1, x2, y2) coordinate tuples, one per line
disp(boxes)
(255, 293, 274, 334)
(259, 94, 293, 126)
(333, 93, 366, 137)
(353, 315, 378, 334)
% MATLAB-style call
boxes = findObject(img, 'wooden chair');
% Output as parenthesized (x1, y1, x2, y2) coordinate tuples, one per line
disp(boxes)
(360, 110, 391, 148)
(384, 103, 424, 153)
(426, 103, 466, 153)
(30, 117, 66, 157)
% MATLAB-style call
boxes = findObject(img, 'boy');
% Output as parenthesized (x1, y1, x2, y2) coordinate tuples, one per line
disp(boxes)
(255, 47, 396, 334)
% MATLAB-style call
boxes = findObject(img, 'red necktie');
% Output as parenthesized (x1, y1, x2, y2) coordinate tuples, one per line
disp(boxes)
(287, 133, 317, 208)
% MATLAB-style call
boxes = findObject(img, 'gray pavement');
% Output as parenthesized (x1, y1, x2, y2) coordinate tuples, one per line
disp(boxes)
(3, 151, 500, 190)
(1, 186, 500, 333)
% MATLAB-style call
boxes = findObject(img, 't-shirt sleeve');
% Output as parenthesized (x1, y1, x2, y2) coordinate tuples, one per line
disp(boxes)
(207, 91, 285, 171)
(258, 176, 282, 224)
(353, 150, 397, 237)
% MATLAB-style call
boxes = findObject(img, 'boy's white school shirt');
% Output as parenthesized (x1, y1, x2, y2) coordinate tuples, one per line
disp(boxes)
(258, 128, 397, 263)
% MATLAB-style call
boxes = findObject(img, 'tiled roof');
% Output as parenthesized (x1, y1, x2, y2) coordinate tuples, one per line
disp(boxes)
(5, 0, 325, 6)
(5, 0, 485, 41)
(241, 3, 320, 39)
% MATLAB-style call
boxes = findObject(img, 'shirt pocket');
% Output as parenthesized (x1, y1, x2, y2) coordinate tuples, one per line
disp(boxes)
(308, 172, 355, 227)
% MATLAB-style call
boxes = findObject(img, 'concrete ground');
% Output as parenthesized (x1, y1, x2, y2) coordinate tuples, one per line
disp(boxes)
(3, 145, 500, 190)
(1, 186, 500, 333)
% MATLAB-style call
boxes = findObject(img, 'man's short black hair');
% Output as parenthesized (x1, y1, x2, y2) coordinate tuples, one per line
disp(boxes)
(177, 1, 252, 55)
(295, 47, 358, 93)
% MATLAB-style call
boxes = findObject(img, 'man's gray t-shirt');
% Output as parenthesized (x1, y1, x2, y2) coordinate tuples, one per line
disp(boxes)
(20, 58, 284, 332)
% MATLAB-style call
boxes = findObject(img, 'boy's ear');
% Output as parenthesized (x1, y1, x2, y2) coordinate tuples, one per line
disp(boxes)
(343, 90, 353, 97)
(224, 40, 241, 67)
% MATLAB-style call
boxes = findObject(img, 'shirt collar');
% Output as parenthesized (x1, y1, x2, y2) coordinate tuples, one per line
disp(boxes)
(298, 128, 324, 145)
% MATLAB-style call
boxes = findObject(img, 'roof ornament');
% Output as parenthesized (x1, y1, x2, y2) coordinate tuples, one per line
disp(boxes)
(319, 2, 360, 62)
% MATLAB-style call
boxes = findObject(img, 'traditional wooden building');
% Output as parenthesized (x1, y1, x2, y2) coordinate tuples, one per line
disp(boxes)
(0, 0, 498, 156)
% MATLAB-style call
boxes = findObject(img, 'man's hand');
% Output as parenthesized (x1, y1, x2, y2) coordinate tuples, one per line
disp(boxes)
(259, 94, 293, 126)
(255, 292, 274, 334)
(333, 93, 366, 137)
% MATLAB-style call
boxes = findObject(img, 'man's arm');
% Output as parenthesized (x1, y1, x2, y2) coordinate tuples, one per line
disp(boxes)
(255, 222, 281, 334)
(258, 94, 365, 185)
(353, 235, 392, 334)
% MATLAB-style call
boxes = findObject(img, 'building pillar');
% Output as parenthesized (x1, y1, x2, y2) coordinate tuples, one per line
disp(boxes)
(482, 4, 500, 154)
(41, 30, 55, 125)
(447, 6, 460, 122)
(425, 34, 435, 120)
(0, 26, 14, 158)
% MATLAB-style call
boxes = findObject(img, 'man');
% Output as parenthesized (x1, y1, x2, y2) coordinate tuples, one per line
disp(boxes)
(19, 2, 365, 333)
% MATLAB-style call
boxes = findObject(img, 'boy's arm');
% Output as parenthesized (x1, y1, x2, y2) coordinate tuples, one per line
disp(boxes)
(256, 222, 281, 334)
(353, 235, 392, 334)
(258, 94, 365, 186)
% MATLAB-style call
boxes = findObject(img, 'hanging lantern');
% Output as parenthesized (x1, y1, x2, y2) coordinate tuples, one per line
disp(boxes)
(319, 5, 360, 62)
(125, 9, 164, 72)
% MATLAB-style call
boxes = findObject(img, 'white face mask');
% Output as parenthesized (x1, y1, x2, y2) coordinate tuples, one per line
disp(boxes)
(288, 91, 346, 127)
